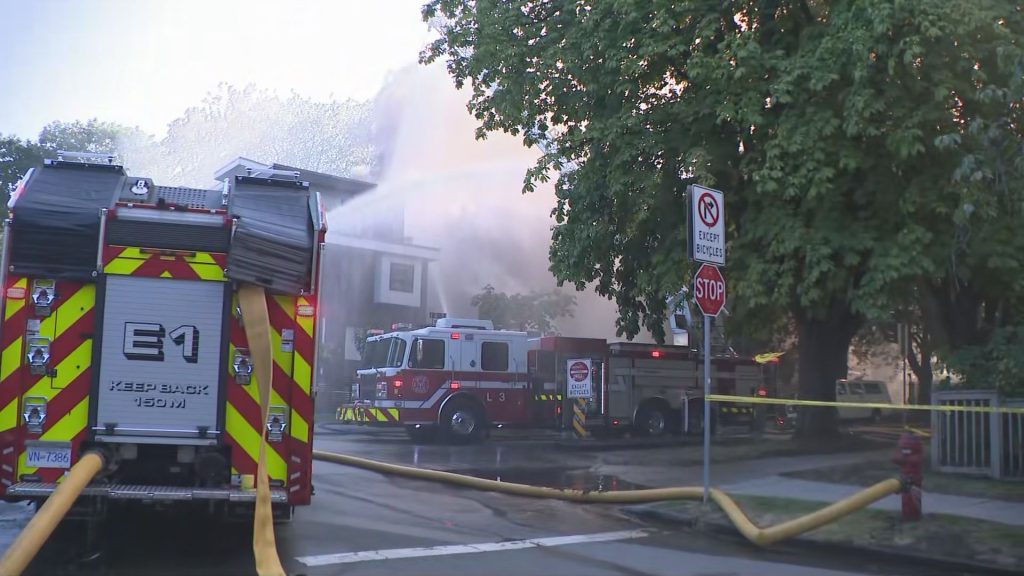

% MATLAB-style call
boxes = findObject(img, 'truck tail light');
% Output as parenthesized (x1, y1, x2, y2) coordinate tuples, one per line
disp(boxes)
(26, 337, 51, 375)
(376, 381, 387, 399)
(232, 349, 252, 385)
(23, 397, 47, 433)
(31, 279, 56, 317)
(266, 407, 288, 442)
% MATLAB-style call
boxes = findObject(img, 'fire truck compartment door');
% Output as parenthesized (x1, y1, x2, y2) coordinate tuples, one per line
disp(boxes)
(94, 275, 226, 442)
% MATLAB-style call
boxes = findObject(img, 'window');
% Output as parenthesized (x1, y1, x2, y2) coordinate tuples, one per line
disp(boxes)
(481, 341, 509, 372)
(862, 382, 884, 395)
(848, 382, 865, 394)
(836, 383, 847, 395)
(388, 262, 415, 293)
(411, 338, 445, 369)
(360, 337, 407, 369)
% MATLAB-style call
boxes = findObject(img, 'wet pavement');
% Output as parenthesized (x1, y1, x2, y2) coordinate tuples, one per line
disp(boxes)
(5, 423, 979, 576)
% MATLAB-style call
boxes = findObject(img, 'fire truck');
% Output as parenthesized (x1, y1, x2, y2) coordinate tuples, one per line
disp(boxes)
(339, 317, 766, 442)
(0, 153, 323, 521)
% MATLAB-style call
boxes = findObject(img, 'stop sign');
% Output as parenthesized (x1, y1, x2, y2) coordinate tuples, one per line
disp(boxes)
(693, 264, 726, 317)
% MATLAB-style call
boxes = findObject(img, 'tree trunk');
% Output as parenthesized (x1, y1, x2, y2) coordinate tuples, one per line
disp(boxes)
(795, 307, 860, 439)
(907, 335, 933, 405)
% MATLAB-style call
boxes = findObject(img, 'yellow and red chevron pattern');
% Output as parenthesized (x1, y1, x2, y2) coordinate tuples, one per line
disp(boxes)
(337, 406, 400, 424)
(226, 292, 315, 505)
(0, 277, 95, 493)
(103, 246, 227, 281)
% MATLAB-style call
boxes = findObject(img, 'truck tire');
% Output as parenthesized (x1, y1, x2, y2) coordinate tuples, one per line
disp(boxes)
(439, 399, 486, 444)
(635, 402, 670, 437)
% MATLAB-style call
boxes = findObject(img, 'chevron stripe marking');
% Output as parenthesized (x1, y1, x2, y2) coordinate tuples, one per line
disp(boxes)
(225, 403, 286, 480)
(0, 399, 16, 433)
(290, 409, 309, 443)
(3, 278, 27, 321)
(0, 336, 23, 386)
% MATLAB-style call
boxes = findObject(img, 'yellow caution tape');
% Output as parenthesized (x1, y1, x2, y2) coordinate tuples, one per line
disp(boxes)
(239, 285, 285, 576)
(906, 426, 932, 437)
(707, 394, 1024, 415)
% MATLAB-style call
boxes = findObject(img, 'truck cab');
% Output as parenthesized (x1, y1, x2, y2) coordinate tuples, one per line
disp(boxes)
(351, 318, 531, 442)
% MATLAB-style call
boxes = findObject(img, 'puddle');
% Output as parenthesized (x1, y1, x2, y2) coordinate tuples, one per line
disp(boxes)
(454, 467, 646, 492)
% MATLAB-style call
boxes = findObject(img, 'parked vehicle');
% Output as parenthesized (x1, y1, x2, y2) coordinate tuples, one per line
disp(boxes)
(836, 379, 893, 421)
(0, 156, 324, 521)
(339, 317, 769, 442)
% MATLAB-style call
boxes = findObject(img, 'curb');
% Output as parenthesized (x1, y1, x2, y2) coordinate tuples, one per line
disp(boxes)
(622, 504, 1022, 576)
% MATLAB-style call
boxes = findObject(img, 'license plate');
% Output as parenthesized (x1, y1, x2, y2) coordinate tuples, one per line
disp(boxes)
(25, 445, 72, 469)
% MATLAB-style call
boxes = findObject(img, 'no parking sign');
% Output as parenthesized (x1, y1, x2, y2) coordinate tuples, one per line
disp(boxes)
(566, 358, 593, 399)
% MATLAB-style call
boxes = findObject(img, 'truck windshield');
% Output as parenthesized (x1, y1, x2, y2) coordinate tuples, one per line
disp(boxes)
(360, 337, 407, 369)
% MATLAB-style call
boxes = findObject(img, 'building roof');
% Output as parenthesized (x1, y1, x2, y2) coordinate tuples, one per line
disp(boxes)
(213, 157, 375, 197)
(270, 162, 375, 196)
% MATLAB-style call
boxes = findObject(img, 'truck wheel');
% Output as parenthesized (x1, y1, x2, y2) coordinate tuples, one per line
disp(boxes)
(635, 403, 670, 437)
(439, 399, 485, 444)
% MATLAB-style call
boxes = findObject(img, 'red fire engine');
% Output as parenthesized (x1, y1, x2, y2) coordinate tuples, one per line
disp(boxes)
(0, 154, 323, 521)
(339, 317, 766, 442)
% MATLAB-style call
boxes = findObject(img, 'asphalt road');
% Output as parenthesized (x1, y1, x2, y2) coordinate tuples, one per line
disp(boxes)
(13, 424, 961, 576)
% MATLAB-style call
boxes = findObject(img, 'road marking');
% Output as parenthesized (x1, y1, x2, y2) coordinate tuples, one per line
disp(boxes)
(296, 529, 650, 567)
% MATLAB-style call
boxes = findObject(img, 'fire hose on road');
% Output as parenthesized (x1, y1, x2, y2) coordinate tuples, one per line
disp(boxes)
(0, 451, 105, 576)
(312, 450, 903, 548)
(238, 285, 286, 576)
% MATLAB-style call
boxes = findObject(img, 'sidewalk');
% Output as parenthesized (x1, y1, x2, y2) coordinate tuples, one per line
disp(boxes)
(721, 475, 1024, 526)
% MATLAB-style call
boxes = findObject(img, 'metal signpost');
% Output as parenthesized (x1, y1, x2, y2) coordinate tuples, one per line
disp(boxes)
(689, 184, 726, 504)
(566, 358, 593, 439)
(898, 323, 910, 426)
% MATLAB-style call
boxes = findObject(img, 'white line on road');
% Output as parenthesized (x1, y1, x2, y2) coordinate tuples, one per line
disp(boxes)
(296, 529, 651, 567)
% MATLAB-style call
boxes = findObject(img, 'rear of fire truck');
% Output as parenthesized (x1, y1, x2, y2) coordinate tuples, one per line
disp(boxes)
(0, 154, 324, 521)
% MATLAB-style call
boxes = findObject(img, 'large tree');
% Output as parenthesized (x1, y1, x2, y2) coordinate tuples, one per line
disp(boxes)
(0, 136, 43, 205)
(471, 284, 576, 333)
(422, 0, 1023, 434)
(125, 84, 375, 186)
(36, 119, 143, 156)
(2, 119, 139, 205)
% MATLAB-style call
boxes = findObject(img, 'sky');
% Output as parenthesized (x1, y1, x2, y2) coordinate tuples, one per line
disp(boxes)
(0, 0, 433, 139)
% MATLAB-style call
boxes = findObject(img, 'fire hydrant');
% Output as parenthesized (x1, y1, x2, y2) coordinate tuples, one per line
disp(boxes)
(892, 432, 923, 521)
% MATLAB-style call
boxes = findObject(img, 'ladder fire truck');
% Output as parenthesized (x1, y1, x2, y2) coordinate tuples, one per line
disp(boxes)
(339, 317, 767, 442)
(0, 153, 323, 520)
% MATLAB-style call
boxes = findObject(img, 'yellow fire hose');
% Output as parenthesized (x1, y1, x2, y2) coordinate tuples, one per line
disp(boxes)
(0, 451, 105, 576)
(238, 285, 286, 576)
(312, 450, 902, 547)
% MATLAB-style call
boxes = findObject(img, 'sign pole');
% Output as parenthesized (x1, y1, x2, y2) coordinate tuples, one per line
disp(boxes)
(702, 315, 711, 504)
(688, 183, 725, 506)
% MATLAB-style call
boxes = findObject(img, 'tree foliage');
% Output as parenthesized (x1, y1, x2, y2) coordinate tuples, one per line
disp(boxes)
(36, 119, 143, 155)
(471, 284, 576, 333)
(124, 84, 375, 186)
(422, 0, 1024, 428)
(1, 119, 138, 205)
(0, 135, 43, 203)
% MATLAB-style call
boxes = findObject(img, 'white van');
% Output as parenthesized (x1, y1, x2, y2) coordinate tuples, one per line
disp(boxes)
(836, 379, 893, 421)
